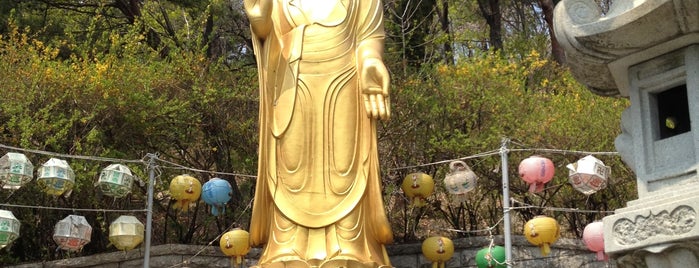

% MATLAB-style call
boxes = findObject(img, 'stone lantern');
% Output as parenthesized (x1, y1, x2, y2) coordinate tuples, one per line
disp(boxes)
(554, 0, 699, 266)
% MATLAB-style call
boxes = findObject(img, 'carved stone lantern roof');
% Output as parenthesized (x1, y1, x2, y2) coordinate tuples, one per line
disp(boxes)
(554, 0, 699, 97)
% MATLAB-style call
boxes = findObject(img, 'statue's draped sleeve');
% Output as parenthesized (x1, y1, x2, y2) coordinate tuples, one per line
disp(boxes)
(247, 0, 273, 246)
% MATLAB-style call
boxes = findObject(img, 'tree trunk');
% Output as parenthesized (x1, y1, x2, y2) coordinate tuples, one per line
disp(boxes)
(538, 0, 566, 64)
(477, 0, 503, 51)
(438, 0, 454, 65)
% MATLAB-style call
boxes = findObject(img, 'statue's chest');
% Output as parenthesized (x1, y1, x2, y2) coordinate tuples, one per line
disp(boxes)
(281, 0, 349, 27)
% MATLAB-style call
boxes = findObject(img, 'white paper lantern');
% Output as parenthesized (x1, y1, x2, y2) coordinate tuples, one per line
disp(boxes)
(98, 164, 134, 198)
(444, 161, 477, 203)
(109, 215, 144, 251)
(0, 210, 20, 249)
(0, 152, 34, 190)
(53, 215, 92, 252)
(567, 155, 610, 195)
(37, 158, 75, 196)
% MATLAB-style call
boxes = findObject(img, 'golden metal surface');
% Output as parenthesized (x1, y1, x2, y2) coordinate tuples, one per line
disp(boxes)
(244, 0, 392, 267)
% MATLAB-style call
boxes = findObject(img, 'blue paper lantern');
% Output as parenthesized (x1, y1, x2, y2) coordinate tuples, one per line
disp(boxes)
(201, 178, 232, 216)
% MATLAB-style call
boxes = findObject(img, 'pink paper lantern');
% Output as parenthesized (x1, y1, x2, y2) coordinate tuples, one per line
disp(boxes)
(583, 221, 607, 261)
(518, 156, 555, 193)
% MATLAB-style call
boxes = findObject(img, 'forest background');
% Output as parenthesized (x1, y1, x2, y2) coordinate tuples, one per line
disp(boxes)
(0, 0, 633, 264)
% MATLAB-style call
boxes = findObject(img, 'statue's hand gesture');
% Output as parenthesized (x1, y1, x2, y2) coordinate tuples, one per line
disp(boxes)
(360, 57, 391, 121)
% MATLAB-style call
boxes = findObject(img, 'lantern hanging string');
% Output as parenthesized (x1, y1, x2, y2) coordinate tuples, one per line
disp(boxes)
(509, 198, 615, 214)
(445, 216, 506, 235)
(0, 143, 144, 163)
(154, 157, 257, 178)
(0, 203, 148, 213)
(387, 145, 618, 172)
(165, 197, 254, 268)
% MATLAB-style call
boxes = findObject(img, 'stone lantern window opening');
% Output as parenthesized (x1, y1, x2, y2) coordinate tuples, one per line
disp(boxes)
(654, 84, 690, 140)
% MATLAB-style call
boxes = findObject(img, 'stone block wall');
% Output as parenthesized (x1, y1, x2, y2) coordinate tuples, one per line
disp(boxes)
(6, 236, 613, 268)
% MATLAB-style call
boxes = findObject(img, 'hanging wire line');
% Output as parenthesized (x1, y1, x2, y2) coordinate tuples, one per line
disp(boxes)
(154, 157, 258, 178)
(0, 203, 148, 213)
(445, 216, 506, 235)
(167, 197, 255, 268)
(388, 149, 502, 171)
(510, 198, 615, 214)
(0, 143, 144, 164)
(387, 146, 618, 171)
(508, 148, 619, 156)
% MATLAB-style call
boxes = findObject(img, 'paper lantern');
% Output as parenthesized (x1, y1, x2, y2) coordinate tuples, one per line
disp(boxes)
(53, 215, 92, 252)
(97, 164, 134, 198)
(518, 156, 555, 193)
(0, 210, 20, 249)
(583, 221, 607, 261)
(0, 152, 33, 190)
(401, 172, 434, 207)
(201, 178, 233, 216)
(421, 236, 454, 268)
(220, 228, 251, 266)
(524, 216, 560, 256)
(109, 215, 144, 251)
(169, 174, 202, 212)
(37, 158, 75, 196)
(567, 155, 610, 195)
(476, 246, 506, 268)
(444, 161, 477, 203)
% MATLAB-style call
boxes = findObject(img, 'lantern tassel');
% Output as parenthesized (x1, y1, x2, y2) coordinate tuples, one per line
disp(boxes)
(597, 251, 608, 261)
(211, 206, 220, 216)
(540, 243, 551, 256)
(413, 197, 427, 207)
(528, 183, 545, 193)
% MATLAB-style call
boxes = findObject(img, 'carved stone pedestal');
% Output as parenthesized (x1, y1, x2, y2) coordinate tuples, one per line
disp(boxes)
(553, 0, 699, 267)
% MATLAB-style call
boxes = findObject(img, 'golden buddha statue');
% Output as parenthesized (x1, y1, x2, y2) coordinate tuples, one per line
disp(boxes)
(244, 0, 393, 267)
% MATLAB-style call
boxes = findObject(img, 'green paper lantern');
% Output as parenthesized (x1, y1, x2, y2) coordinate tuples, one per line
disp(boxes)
(97, 164, 134, 198)
(37, 158, 75, 196)
(476, 246, 506, 268)
(0, 210, 20, 249)
(0, 152, 34, 190)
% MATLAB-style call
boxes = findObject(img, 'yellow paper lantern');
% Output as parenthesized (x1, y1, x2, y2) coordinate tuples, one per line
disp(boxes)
(37, 158, 75, 197)
(109, 215, 144, 251)
(401, 172, 434, 207)
(219, 228, 251, 267)
(524, 216, 560, 256)
(169, 175, 202, 212)
(421, 236, 454, 268)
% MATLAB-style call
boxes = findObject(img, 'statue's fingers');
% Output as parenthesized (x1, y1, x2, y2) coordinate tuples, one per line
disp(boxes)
(385, 96, 391, 119)
(369, 94, 379, 119)
(363, 94, 372, 117)
(377, 94, 387, 120)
